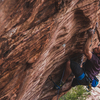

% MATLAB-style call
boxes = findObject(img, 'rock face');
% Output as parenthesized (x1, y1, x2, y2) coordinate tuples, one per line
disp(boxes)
(0, 0, 100, 100)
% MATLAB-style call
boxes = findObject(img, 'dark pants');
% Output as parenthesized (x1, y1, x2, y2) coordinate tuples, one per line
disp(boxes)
(70, 60, 89, 87)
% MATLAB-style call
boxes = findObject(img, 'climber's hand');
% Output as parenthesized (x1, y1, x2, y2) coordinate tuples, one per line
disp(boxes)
(95, 22, 98, 29)
(87, 29, 94, 38)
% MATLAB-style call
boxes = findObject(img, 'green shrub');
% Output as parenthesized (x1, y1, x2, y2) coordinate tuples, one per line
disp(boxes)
(59, 85, 91, 100)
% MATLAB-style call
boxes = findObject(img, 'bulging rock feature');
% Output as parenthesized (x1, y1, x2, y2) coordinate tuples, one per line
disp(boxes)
(0, 0, 100, 100)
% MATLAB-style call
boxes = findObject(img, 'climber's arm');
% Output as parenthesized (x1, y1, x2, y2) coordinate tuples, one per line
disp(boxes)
(83, 31, 93, 60)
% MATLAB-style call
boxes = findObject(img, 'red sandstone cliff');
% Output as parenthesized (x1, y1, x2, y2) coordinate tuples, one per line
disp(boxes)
(0, 0, 100, 100)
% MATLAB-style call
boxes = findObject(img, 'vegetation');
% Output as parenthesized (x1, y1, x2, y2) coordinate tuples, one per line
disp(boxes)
(59, 85, 91, 100)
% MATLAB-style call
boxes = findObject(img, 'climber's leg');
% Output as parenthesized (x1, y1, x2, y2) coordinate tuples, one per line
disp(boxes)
(70, 60, 84, 77)
(62, 60, 72, 83)
(70, 60, 88, 87)
(62, 60, 88, 87)
(72, 76, 88, 87)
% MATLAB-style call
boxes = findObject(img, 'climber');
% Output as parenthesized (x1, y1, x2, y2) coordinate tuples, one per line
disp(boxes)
(62, 25, 100, 90)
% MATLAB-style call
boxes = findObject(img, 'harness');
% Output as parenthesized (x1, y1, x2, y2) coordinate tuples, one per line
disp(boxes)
(85, 73, 99, 91)
(71, 55, 92, 91)
(77, 64, 99, 92)
(82, 63, 92, 91)
(75, 71, 92, 91)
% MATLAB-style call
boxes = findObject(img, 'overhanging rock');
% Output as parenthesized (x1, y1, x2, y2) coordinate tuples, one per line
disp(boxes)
(0, 0, 100, 100)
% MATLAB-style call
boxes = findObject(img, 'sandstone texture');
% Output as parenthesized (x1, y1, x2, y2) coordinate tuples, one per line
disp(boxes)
(0, 0, 100, 100)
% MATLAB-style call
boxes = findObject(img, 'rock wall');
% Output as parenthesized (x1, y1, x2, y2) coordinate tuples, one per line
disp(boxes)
(0, 0, 100, 100)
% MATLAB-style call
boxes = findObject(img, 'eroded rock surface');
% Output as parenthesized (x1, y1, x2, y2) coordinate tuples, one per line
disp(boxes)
(0, 0, 100, 100)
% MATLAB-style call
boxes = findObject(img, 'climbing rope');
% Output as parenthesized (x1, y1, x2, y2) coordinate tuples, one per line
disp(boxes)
(48, 75, 61, 90)
(90, 28, 96, 47)
(57, 69, 65, 100)
(99, 0, 100, 9)
(89, 22, 99, 47)
(48, 68, 73, 100)
(48, 69, 65, 100)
